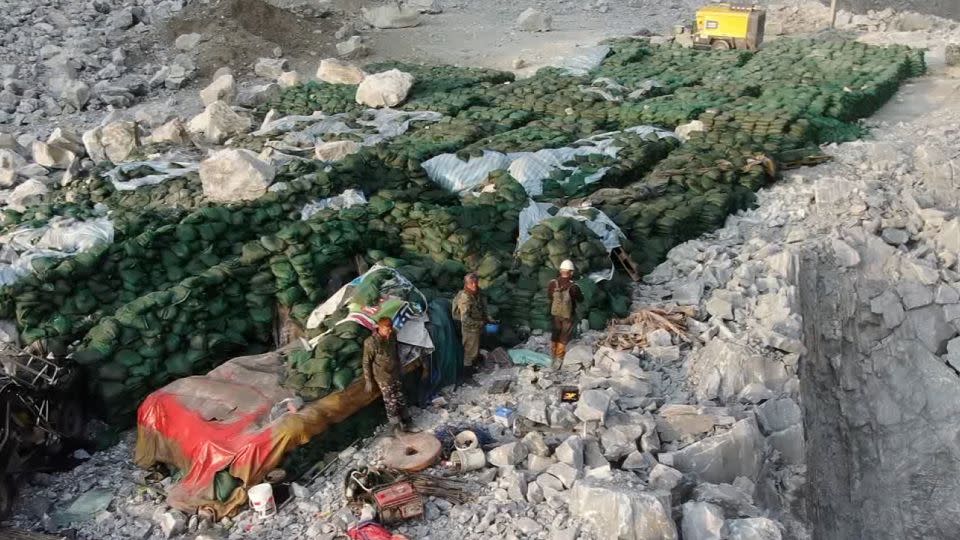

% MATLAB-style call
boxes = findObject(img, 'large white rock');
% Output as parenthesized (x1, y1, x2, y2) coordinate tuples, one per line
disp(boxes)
(337, 36, 370, 59)
(200, 74, 236, 106)
(407, 0, 442, 14)
(317, 59, 367, 85)
(174, 33, 203, 51)
(555, 435, 584, 471)
(575, 389, 611, 423)
(7, 179, 49, 211)
(935, 219, 960, 253)
(687, 339, 787, 404)
(199, 149, 275, 202)
(60, 79, 91, 110)
(237, 83, 282, 108)
(724, 518, 782, 540)
(277, 71, 303, 88)
(362, 5, 420, 28)
(32, 141, 76, 169)
(315, 140, 361, 162)
(668, 419, 764, 484)
(655, 404, 724, 443)
(569, 478, 678, 540)
(254, 57, 289, 79)
(187, 101, 252, 144)
(681, 501, 725, 540)
(516, 8, 552, 32)
(487, 442, 528, 468)
(755, 398, 801, 434)
(83, 121, 140, 163)
(146, 119, 188, 145)
(600, 425, 643, 460)
(355, 69, 415, 108)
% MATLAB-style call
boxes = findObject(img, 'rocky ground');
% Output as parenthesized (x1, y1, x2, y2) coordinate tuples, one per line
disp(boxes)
(3, 1, 960, 540)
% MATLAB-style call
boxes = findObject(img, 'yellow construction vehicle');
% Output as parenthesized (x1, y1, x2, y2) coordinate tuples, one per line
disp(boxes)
(674, 3, 766, 51)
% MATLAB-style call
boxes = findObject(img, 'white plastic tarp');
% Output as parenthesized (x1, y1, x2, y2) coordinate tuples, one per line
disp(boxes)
(556, 45, 611, 76)
(103, 160, 199, 191)
(423, 125, 676, 196)
(0, 217, 114, 286)
(254, 108, 443, 149)
(300, 189, 368, 220)
(517, 200, 623, 283)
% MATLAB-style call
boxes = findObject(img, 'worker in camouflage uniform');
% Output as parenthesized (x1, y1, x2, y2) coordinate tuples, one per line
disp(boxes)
(363, 317, 411, 435)
(547, 260, 583, 363)
(452, 273, 491, 375)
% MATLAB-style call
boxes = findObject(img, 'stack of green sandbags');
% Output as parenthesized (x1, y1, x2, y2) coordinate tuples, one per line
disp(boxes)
(256, 80, 363, 117)
(459, 170, 528, 251)
(539, 130, 680, 199)
(595, 41, 752, 91)
(284, 314, 366, 401)
(517, 217, 611, 275)
(72, 258, 267, 418)
(510, 217, 611, 329)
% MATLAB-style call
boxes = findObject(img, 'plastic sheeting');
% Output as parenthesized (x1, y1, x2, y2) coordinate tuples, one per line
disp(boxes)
(135, 346, 427, 519)
(517, 201, 623, 282)
(305, 265, 427, 330)
(556, 45, 612, 75)
(300, 188, 368, 220)
(254, 108, 443, 149)
(0, 217, 114, 286)
(423, 125, 676, 196)
(103, 160, 200, 191)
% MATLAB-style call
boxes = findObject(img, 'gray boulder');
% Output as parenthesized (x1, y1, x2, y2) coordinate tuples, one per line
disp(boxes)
(724, 518, 782, 540)
(681, 501, 725, 540)
(668, 419, 764, 484)
(569, 478, 678, 540)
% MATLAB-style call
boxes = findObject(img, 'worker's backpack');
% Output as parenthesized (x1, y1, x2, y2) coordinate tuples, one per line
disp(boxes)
(550, 281, 573, 319)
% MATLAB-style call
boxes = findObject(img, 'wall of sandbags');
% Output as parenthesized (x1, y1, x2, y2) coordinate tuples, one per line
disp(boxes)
(0, 39, 924, 422)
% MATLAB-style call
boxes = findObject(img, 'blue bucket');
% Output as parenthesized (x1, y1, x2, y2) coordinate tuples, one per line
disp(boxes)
(484, 322, 500, 335)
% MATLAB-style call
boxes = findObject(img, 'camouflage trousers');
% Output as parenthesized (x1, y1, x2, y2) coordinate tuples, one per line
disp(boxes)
(462, 327, 482, 367)
(378, 380, 408, 425)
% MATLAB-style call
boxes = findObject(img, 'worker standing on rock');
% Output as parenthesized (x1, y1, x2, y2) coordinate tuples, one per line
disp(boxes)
(548, 260, 582, 363)
(452, 272, 491, 376)
(363, 317, 411, 435)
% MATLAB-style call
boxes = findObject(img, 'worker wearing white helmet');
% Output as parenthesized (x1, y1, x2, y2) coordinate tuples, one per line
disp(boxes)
(547, 260, 582, 363)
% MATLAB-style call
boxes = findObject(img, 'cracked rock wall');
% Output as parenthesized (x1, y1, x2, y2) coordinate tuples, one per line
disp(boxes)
(800, 246, 960, 540)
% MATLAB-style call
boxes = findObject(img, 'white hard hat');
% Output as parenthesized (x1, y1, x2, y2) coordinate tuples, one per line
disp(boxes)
(560, 260, 575, 272)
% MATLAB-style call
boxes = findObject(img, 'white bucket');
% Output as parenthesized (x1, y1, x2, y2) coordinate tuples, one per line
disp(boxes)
(248, 483, 277, 518)
(454, 430, 479, 450)
(452, 447, 487, 472)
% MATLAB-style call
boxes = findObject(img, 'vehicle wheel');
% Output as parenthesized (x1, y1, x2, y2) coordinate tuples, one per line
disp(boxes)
(0, 476, 14, 521)
(711, 40, 732, 50)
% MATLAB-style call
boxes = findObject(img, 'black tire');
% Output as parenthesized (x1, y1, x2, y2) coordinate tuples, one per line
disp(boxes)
(711, 39, 732, 50)
(0, 476, 13, 521)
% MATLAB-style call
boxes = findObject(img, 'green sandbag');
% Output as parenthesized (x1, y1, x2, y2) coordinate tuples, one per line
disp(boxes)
(306, 372, 332, 389)
(588, 310, 607, 330)
(287, 349, 312, 367)
(332, 367, 355, 390)
(116, 349, 143, 367)
(241, 242, 270, 264)
(98, 362, 128, 381)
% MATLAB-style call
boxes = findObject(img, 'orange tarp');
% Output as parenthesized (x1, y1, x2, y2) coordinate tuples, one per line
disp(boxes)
(134, 349, 420, 518)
